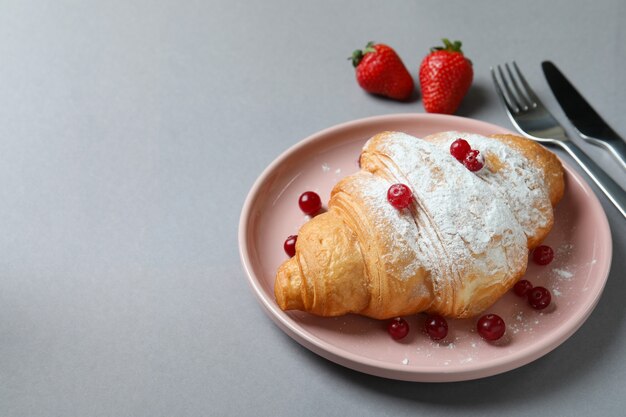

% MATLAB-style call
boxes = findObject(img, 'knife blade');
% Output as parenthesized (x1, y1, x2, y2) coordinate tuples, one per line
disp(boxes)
(542, 60, 626, 170)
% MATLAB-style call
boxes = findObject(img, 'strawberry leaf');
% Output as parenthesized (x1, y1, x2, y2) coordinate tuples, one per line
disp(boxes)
(364, 41, 376, 54)
(430, 38, 464, 54)
(350, 49, 364, 67)
(350, 42, 377, 67)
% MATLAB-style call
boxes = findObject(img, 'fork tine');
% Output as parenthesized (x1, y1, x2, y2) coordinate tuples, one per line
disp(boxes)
(504, 63, 531, 110)
(490, 66, 518, 113)
(511, 61, 540, 107)
(496, 65, 523, 112)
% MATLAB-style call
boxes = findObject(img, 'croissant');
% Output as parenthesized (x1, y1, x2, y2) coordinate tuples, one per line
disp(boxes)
(275, 131, 564, 319)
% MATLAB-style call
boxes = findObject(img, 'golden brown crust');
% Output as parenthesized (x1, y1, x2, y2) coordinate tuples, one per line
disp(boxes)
(275, 212, 371, 316)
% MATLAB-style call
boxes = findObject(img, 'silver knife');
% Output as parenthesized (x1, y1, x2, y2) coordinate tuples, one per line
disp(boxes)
(542, 61, 626, 170)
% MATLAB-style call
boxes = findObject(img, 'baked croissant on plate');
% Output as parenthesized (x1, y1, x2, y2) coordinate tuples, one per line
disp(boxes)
(275, 131, 564, 319)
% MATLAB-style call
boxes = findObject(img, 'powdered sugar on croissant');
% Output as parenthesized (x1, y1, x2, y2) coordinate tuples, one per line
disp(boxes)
(275, 131, 564, 319)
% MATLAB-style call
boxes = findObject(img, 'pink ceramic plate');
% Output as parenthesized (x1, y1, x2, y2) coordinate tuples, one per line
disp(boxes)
(238, 114, 612, 382)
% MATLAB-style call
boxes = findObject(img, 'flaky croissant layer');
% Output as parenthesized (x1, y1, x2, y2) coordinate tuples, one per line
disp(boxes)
(275, 131, 564, 319)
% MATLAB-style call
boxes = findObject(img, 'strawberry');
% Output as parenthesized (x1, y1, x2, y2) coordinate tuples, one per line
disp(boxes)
(350, 42, 414, 100)
(419, 39, 473, 114)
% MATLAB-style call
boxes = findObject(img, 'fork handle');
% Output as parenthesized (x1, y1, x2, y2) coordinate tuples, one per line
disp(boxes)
(581, 135, 626, 171)
(558, 141, 626, 218)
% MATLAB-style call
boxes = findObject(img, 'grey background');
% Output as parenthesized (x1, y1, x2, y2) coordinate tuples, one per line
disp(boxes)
(1, 0, 625, 416)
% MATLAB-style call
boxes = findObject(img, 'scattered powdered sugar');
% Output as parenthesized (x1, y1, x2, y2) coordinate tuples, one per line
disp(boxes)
(509, 320, 536, 335)
(416, 346, 433, 358)
(552, 268, 573, 279)
(402, 358, 409, 365)
(322, 163, 343, 176)
(557, 243, 575, 256)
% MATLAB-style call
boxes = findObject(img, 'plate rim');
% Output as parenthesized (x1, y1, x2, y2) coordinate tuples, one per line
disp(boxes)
(238, 113, 613, 382)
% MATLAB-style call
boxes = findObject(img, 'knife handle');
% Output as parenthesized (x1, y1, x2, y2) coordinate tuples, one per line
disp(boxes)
(581, 134, 626, 171)
(559, 140, 626, 219)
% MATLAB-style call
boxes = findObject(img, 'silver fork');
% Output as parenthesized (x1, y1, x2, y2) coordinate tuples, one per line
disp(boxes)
(491, 62, 626, 219)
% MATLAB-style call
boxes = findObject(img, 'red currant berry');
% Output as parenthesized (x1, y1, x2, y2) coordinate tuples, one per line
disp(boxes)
(477, 314, 506, 341)
(387, 317, 409, 340)
(463, 149, 484, 172)
(532, 245, 554, 265)
(424, 314, 448, 341)
(298, 191, 322, 215)
(387, 183, 413, 209)
(450, 138, 471, 161)
(528, 286, 551, 310)
(284, 235, 297, 257)
(513, 279, 533, 297)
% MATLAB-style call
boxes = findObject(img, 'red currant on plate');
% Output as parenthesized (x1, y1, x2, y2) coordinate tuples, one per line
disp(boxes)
(477, 314, 506, 341)
(284, 235, 297, 257)
(424, 314, 448, 341)
(450, 138, 471, 161)
(298, 191, 322, 215)
(532, 245, 554, 265)
(387, 183, 413, 209)
(513, 279, 533, 297)
(387, 317, 409, 340)
(463, 149, 484, 172)
(528, 286, 551, 310)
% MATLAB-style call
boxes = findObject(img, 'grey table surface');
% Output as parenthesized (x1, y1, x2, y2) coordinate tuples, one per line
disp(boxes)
(1, 0, 625, 416)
